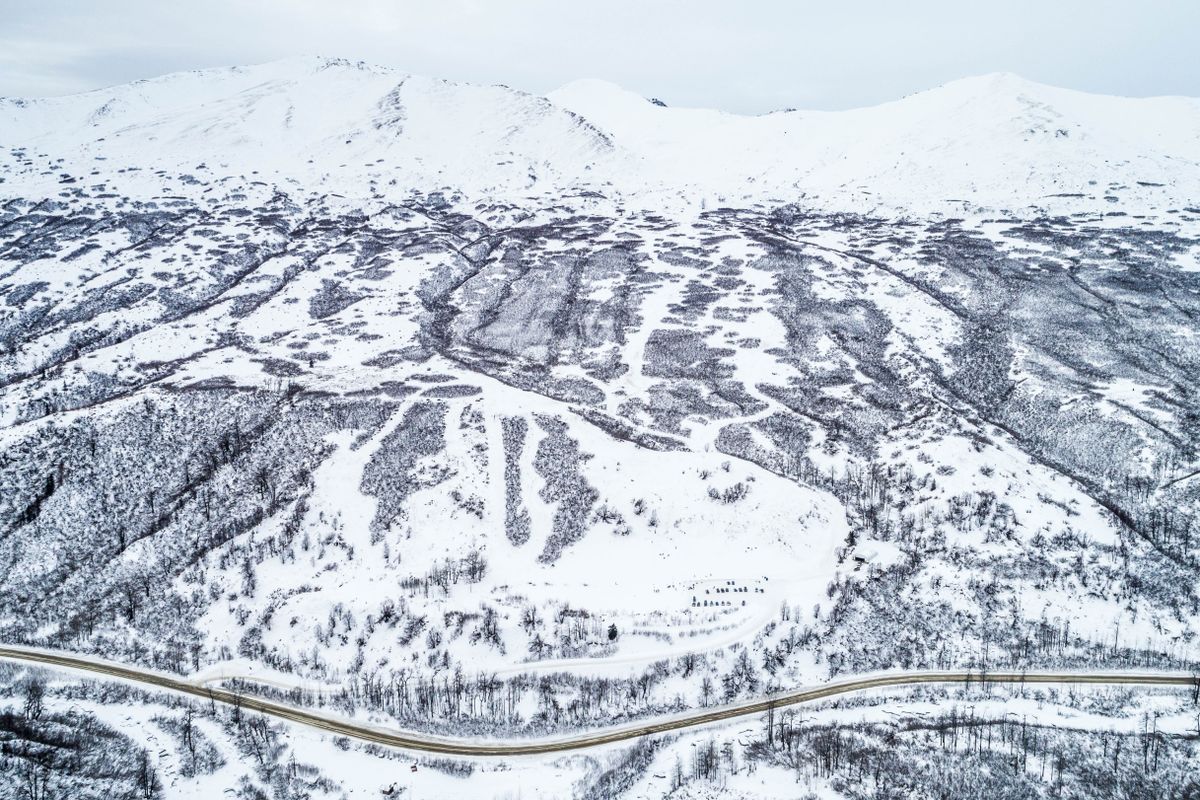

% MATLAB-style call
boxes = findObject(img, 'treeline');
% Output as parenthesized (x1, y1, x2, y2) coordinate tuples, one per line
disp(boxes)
(737, 704, 1200, 800)
(0, 388, 394, 675)
(721, 418, 1200, 680)
(0, 676, 161, 800)
(1, 667, 344, 800)
(222, 649, 728, 738)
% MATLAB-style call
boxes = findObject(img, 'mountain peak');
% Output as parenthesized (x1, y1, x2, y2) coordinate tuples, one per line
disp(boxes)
(548, 78, 661, 112)
(890, 72, 1057, 107)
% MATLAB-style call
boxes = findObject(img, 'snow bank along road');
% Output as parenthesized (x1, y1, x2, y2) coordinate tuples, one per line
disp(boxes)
(0, 645, 1195, 756)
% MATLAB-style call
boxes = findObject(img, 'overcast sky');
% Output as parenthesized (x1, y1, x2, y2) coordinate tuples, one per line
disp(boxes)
(1, 0, 1197, 113)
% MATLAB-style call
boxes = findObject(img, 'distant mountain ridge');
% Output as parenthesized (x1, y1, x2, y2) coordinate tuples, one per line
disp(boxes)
(3, 57, 1198, 214)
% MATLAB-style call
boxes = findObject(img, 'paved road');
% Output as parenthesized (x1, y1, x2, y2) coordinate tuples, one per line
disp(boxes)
(0, 644, 1194, 756)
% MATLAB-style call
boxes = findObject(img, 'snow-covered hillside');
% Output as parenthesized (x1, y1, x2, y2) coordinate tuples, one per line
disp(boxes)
(2, 58, 1199, 799)
(3, 58, 1199, 213)
(550, 71, 1200, 213)
(0, 57, 619, 200)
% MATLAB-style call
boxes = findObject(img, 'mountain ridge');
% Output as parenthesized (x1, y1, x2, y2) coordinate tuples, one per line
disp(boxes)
(3, 58, 1198, 215)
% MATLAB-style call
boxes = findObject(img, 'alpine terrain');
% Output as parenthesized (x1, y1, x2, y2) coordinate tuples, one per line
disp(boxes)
(1, 57, 1199, 799)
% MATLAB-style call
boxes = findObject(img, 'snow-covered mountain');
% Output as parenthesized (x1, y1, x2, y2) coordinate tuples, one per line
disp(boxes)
(2, 58, 1199, 799)
(4, 57, 1199, 213)
(0, 57, 619, 199)
(552, 71, 1200, 212)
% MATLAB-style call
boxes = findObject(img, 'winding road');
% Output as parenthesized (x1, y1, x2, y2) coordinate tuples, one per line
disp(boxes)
(0, 644, 1194, 756)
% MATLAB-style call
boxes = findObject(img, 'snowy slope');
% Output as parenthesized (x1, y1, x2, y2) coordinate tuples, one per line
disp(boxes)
(4, 59, 1199, 213)
(2, 57, 1200, 799)
(547, 72, 1200, 213)
(0, 56, 620, 199)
